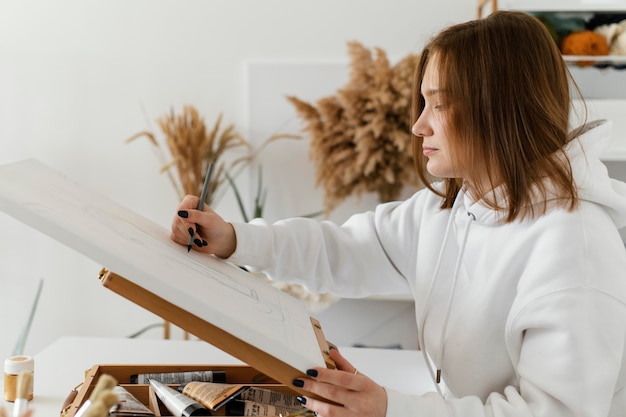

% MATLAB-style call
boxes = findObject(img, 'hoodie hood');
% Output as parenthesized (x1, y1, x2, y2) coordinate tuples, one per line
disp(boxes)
(458, 119, 626, 228)
(567, 119, 626, 228)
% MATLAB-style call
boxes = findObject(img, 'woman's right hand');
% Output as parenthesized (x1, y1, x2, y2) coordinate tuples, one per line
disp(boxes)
(170, 194, 237, 258)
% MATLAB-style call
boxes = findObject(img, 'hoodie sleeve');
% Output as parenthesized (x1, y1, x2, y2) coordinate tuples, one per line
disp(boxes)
(226, 191, 432, 298)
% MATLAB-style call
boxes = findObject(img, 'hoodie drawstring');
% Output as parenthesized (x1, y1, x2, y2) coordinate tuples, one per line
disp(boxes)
(418, 204, 476, 396)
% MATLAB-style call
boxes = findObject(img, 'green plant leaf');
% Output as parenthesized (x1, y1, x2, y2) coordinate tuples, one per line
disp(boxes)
(13, 279, 44, 356)
(225, 170, 250, 223)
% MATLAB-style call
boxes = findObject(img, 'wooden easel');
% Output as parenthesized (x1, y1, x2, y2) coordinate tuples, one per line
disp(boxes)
(98, 268, 335, 399)
(162, 320, 190, 340)
(477, 0, 498, 18)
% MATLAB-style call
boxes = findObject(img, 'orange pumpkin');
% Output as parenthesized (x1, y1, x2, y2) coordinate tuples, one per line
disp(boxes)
(560, 30, 609, 67)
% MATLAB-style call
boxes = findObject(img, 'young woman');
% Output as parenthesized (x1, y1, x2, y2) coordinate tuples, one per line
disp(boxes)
(171, 11, 626, 417)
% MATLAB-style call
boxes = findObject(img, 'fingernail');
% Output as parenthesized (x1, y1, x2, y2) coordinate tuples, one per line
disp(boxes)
(188, 227, 194, 237)
(292, 379, 304, 388)
(178, 210, 189, 218)
(202, 240, 208, 246)
(296, 396, 306, 405)
(194, 238, 203, 247)
(306, 369, 318, 377)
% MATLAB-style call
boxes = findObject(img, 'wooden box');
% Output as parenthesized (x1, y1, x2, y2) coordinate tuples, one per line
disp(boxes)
(62, 363, 296, 417)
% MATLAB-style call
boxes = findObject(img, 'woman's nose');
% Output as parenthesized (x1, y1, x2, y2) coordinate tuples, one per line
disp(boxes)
(412, 117, 431, 137)
(411, 121, 420, 136)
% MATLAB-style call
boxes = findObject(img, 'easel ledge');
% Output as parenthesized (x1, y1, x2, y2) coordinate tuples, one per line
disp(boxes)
(98, 268, 336, 398)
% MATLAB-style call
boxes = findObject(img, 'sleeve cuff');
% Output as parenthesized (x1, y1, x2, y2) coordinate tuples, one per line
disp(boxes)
(227, 220, 273, 269)
(384, 387, 442, 417)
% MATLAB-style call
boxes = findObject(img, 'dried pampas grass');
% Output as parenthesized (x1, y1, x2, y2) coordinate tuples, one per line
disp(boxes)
(128, 105, 300, 207)
(127, 105, 249, 204)
(288, 41, 422, 214)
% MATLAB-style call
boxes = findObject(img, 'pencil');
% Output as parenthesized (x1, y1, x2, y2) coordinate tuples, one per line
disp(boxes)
(187, 162, 215, 252)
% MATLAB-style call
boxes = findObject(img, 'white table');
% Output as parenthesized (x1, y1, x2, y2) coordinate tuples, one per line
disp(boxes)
(1, 336, 435, 416)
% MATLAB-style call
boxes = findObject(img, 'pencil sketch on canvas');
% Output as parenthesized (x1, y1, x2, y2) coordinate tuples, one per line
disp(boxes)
(0, 158, 326, 372)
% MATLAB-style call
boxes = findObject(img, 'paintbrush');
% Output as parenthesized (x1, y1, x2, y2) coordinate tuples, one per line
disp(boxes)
(11, 371, 32, 417)
(73, 374, 117, 417)
(83, 390, 120, 417)
(82, 400, 108, 417)
(98, 390, 120, 412)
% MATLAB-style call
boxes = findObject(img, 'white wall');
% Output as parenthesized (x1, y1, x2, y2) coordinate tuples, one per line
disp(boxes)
(0, 0, 475, 360)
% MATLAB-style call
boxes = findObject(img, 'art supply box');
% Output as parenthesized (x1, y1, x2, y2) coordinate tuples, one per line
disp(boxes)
(61, 363, 296, 417)
(60, 269, 335, 417)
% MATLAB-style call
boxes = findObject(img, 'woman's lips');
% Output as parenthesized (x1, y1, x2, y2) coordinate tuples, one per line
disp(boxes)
(423, 146, 437, 157)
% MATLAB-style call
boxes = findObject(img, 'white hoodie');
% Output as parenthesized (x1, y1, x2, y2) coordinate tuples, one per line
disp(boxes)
(229, 120, 626, 417)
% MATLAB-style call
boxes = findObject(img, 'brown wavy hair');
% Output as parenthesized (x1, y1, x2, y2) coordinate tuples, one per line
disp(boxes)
(411, 11, 581, 222)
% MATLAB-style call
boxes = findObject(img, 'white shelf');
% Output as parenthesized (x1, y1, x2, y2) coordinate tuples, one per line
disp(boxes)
(565, 55, 626, 64)
(496, 3, 626, 67)
(485, 2, 626, 161)
(499, 0, 626, 12)
(564, 55, 626, 69)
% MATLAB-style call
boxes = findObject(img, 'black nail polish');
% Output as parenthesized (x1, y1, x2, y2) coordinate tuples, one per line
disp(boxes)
(202, 240, 208, 246)
(306, 369, 318, 377)
(296, 396, 307, 405)
(188, 227, 194, 236)
(194, 238, 203, 247)
(292, 379, 304, 388)
(178, 210, 189, 218)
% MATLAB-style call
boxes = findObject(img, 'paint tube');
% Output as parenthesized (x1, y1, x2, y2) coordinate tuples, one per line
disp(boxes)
(109, 386, 155, 416)
(178, 381, 247, 411)
(149, 379, 211, 416)
(225, 399, 304, 416)
(238, 387, 301, 409)
(131, 370, 226, 385)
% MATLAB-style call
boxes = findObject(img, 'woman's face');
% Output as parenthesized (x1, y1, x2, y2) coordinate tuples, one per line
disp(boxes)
(412, 55, 457, 179)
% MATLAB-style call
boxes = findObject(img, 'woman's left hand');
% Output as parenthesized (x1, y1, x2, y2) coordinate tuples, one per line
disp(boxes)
(293, 347, 387, 417)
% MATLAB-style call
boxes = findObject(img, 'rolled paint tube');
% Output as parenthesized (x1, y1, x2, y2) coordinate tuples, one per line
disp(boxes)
(109, 385, 155, 416)
(131, 370, 226, 385)
(149, 379, 211, 416)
